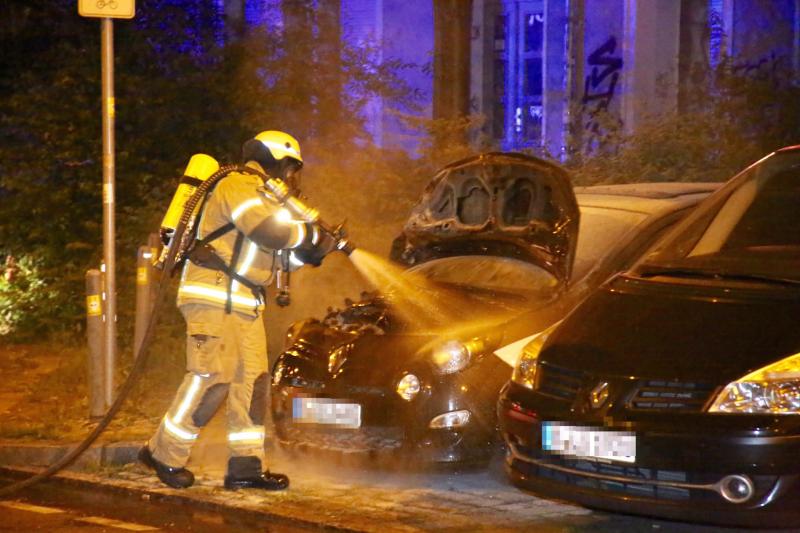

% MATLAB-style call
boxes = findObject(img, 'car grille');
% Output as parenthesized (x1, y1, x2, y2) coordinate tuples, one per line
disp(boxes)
(536, 363, 585, 401)
(279, 424, 405, 453)
(628, 380, 716, 412)
(287, 376, 326, 389)
(511, 445, 778, 503)
(539, 457, 693, 500)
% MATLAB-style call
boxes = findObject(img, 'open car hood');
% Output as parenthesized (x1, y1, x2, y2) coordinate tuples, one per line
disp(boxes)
(390, 152, 579, 283)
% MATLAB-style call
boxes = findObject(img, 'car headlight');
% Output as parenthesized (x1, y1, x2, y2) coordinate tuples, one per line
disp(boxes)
(708, 352, 800, 414)
(511, 323, 560, 390)
(272, 362, 284, 386)
(397, 373, 421, 401)
(284, 322, 303, 350)
(431, 338, 485, 375)
(328, 344, 351, 374)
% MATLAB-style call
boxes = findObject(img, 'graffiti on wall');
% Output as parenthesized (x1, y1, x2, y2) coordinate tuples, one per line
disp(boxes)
(582, 36, 623, 152)
(731, 52, 787, 82)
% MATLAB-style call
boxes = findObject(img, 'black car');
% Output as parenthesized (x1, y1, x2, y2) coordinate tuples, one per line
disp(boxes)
(498, 145, 800, 527)
(270, 152, 716, 465)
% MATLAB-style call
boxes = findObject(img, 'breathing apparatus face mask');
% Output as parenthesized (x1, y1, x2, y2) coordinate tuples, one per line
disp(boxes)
(279, 159, 303, 194)
(242, 139, 303, 192)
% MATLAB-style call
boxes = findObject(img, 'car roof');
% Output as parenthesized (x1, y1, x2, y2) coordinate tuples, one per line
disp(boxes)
(574, 182, 722, 215)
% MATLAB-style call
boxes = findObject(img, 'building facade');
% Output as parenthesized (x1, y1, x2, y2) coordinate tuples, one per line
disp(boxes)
(222, 0, 799, 157)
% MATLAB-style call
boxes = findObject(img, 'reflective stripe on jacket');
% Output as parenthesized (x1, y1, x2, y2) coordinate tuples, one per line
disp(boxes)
(176, 162, 305, 316)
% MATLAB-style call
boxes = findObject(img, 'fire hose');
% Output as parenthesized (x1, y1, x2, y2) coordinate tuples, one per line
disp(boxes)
(0, 165, 352, 497)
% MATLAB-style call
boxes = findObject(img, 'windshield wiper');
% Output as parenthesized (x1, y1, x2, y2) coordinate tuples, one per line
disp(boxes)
(638, 265, 800, 287)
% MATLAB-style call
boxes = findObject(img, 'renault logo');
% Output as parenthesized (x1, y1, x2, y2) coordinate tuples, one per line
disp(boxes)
(590, 381, 610, 409)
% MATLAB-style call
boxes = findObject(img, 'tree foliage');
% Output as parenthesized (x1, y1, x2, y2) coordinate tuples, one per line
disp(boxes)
(0, 0, 415, 340)
(568, 60, 800, 185)
(3, 1, 797, 342)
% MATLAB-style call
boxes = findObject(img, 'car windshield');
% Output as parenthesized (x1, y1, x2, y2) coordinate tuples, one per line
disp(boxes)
(405, 256, 559, 300)
(635, 150, 800, 283)
(571, 204, 648, 282)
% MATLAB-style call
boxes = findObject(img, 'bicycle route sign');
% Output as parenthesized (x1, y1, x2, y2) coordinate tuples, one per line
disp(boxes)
(78, 0, 135, 19)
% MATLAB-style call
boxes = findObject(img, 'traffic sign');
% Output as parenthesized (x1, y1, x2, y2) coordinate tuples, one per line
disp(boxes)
(78, 0, 135, 19)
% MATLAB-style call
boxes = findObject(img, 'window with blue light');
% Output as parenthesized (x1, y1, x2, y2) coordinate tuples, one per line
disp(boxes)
(708, 0, 725, 70)
(497, 1, 545, 150)
(525, 13, 543, 53)
(518, 4, 544, 146)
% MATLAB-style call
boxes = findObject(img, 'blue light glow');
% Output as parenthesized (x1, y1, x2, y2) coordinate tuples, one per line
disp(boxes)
(708, 0, 725, 70)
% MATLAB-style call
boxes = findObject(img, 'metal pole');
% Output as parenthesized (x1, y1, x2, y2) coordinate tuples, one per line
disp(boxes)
(147, 233, 161, 306)
(134, 246, 153, 356)
(147, 233, 161, 259)
(85, 270, 105, 419)
(101, 18, 117, 406)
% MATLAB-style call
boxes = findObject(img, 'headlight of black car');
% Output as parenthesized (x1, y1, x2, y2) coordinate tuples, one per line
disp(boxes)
(510, 323, 560, 390)
(284, 322, 303, 350)
(272, 361, 285, 386)
(708, 351, 800, 414)
(431, 338, 486, 375)
(328, 343, 352, 374)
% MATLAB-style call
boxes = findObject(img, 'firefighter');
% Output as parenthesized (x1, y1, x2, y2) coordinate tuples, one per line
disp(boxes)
(139, 131, 336, 490)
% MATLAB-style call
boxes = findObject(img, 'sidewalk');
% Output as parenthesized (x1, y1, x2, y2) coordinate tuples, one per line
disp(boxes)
(0, 415, 597, 532)
(0, 345, 599, 531)
(0, 345, 721, 532)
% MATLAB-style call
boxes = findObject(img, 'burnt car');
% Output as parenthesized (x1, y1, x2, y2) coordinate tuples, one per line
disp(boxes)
(270, 152, 717, 464)
(498, 145, 800, 527)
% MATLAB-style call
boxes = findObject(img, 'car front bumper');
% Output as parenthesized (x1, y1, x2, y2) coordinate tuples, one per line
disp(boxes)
(498, 383, 800, 528)
(270, 374, 499, 465)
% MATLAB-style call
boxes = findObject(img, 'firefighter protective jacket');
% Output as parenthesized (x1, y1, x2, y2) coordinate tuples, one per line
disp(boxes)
(176, 162, 307, 316)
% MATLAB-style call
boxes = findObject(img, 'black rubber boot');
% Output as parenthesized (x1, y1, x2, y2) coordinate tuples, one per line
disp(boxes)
(224, 456, 289, 491)
(138, 445, 195, 489)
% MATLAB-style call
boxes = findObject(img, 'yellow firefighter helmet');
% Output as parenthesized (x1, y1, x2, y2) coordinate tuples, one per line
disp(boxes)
(252, 130, 303, 165)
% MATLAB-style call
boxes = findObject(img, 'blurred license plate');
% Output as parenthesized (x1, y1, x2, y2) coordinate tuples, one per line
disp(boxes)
(542, 422, 636, 463)
(292, 398, 361, 428)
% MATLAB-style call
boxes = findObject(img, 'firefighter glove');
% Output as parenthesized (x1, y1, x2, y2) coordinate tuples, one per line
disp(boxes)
(293, 224, 338, 267)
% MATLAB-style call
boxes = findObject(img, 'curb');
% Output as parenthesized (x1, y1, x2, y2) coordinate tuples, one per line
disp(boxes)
(0, 441, 139, 470)
(0, 440, 370, 531)
(0, 441, 596, 532)
(0, 464, 359, 532)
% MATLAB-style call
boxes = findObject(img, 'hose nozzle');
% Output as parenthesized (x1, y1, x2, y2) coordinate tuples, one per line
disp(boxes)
(336, 238, 356, 255)
(324, 221, 355, 256)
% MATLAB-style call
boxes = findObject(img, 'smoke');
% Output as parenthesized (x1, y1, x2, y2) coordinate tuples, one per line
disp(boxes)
(264, 433, 498, 489)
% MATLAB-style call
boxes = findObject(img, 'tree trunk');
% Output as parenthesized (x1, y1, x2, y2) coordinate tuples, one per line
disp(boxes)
(317, 0, 343, 130)
(677, 0, 710, 113)
(433, 0, 473, 124)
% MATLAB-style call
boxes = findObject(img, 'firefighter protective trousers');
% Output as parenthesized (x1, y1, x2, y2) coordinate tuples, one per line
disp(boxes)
(148, 304, 269, 467)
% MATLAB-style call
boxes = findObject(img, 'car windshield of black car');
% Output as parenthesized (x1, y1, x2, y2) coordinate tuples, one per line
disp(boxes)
(637, 151, 800, 283)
